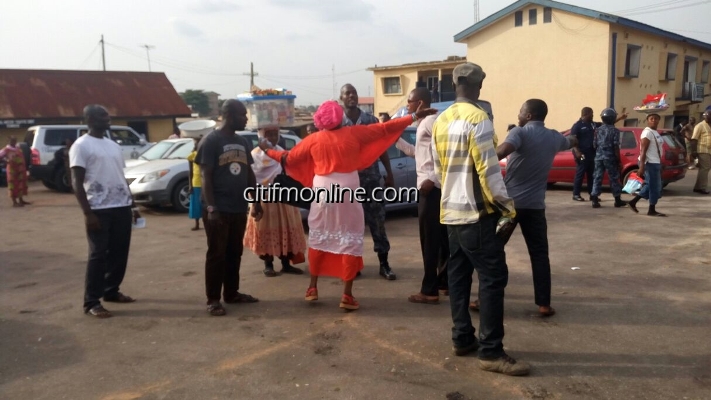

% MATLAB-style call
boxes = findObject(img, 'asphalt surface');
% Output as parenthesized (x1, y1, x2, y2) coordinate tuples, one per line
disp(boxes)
(1, 172, 710, 400)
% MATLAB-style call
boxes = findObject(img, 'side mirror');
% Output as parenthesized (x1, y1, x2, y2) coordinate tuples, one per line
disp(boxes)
(139, 138, 147, 146)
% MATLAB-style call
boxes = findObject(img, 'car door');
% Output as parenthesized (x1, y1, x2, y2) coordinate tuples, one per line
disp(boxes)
(110, 128, 145, 159)
(41, 128, 81, 165)
(548, 130, 577, 183)
(618, 128, 640, 170)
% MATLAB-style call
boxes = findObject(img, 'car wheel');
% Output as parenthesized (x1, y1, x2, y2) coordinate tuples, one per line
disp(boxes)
(42, 179, 57, 190)
(54, 168, 72, 193)
(171, 180, 190, 213)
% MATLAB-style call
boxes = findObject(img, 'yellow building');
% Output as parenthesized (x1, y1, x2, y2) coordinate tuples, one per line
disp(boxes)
(368, 56, 466, 117)
(453, 0, 711, 138)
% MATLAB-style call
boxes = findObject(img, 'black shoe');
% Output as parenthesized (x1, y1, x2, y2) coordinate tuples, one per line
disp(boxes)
(572, 195, 586, 201)
(377, 252, 397, 280)
(379, 265, 397, 280)
(453, 340, 479, 357)
(591, 196, 601, 208)
(693, 189, 710, 194)
(614, 199, 628, 208)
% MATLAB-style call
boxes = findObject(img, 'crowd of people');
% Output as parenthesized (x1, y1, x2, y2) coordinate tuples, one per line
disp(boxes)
(6, 59, 699, 378)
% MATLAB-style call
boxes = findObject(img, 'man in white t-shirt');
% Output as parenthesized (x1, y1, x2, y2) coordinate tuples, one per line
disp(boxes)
(628, 114, 666, 216)
(70, 104, 141, 318)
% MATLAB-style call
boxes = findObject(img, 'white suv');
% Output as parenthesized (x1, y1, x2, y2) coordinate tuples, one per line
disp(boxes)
(25, 125, 152, 192)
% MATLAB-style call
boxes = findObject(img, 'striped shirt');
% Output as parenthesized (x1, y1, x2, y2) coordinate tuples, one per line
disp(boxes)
(692, 121, 711, 154)
(432, 100, 515, 225)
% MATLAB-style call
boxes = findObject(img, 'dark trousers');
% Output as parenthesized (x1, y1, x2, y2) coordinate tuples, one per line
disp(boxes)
(447, 214, 508, 360)
(203, 210, 248, 304)
(573, 152, 595, 196)
(361, 179, 390, 254)
(515, 208, 551, 307)
(418, 187, 449, 296)
(84, 206, 132, 312)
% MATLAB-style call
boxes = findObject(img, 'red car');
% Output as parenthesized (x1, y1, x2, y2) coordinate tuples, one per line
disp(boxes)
(500, 127, 687, 187)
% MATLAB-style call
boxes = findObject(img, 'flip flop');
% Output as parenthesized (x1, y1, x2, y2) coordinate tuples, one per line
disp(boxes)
(469, 300, 480, 312)
(104, 293, 136, 303)
(207, 302, 226, 316)
(86, 305, 112, 318)
(225, 292, 259, 303)
(407, 293, 439, 304)
(280, 265, 304, 275)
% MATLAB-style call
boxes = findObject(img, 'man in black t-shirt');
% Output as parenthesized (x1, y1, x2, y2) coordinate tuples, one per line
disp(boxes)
(196, 99, 263, 316)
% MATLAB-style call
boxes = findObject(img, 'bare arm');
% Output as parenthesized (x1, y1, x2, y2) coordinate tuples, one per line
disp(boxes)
(638, 137, 650, 178)
(71, 167, 92, 216)
(496, 142, 516, 160)
(395, 137, 415, 158)
(188, 161, 194, 191)
(201, 165, 215, 208)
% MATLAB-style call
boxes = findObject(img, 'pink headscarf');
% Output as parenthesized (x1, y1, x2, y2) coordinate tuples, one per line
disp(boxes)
(313, 100, 343, 131)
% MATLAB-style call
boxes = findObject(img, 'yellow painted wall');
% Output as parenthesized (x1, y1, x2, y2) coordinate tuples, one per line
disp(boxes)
(371, 61, 463, 117)
(147, 119, 175, 142)
(463, 7, 611, 138)
(611, 26, 711, 127)
(0, 127, 35, 146)
(372, 69, 419, 117)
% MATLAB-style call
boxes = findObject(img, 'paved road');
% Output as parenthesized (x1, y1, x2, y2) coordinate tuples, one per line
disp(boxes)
(1, 173, 709, 400)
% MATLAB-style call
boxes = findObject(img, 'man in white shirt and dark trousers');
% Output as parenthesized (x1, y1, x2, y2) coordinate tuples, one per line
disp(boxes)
(496, 99, 577, 317)
(70, 105, 140, 318)
(396, 88, 449, 304)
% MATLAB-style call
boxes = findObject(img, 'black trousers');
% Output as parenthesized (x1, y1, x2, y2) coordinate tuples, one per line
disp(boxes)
(84, 206, 133, 312)
(515, 208, 551, 307)
(447, 214, 508, 360)
(203, 210, 248, 304)
(418, 187, 449, 296)
(573, 151, 595, 197)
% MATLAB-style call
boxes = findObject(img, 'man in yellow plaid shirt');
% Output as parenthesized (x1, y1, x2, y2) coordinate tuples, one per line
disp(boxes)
(432, 62, 528, 376)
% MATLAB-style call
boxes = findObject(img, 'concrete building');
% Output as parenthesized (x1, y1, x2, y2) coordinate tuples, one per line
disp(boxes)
(453, 0, 710, 138)
(368, 56, 466, 118)
(0, 69, 191, 144)
(204, 91, 220, 117)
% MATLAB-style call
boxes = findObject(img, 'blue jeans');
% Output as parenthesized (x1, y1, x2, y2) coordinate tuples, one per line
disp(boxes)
(638, 163, 662, 205)
(447, 213, 508, 360)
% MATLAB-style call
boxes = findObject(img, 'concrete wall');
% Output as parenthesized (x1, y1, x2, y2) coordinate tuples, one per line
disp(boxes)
(610, 25, 711, 127)
(462, 7, 610, 139)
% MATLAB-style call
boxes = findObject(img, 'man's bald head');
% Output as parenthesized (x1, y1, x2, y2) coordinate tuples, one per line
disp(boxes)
(406, 87, 432, 113)
(340, 84, 358, 109)
(221, 99, 248, 131)
(83, 104, 111, 132)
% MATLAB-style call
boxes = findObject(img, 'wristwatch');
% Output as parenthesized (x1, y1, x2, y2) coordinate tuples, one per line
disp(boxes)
(207, 205, 216, 213)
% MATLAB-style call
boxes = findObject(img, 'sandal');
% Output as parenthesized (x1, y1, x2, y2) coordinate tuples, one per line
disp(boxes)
(207, 302, 226, 316)
(340, 294, 359, 311)
(407, 293, 439, 304)
(86, 305, 112, 318)
(469, 300, 480, 312)
(280, 265, 304, 275)
(263, 268, 278, 277)
(539, 306, 556, 317)
(305, 287, 318, 301)
(104, 292, 136, 303)
(224, 292, 259, 304)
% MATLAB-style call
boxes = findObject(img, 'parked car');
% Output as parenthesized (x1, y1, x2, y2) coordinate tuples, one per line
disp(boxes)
(499, 127, 687, 187)
(125, 132, 300, 213)
(25, 125, 152, 192)
(124, 138, 193, 169)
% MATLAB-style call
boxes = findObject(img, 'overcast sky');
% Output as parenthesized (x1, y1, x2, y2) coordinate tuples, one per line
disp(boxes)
(1, 0, 710, 105)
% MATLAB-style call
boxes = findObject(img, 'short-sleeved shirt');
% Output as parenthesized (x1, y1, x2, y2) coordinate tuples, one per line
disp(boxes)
(342, 109, 380, 175)
(196, 130, 253, 213)
(187, 151, 202, 188)
(594, 124, 620, 161)
(569, 119, 601, 153)
(640, 128, 663, 164)
(692, 121, 711, 154)
(504, 122, 572, 209)
(69, 135, 133, 210)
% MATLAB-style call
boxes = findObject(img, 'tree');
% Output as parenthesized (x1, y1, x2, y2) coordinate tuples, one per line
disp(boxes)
(218, 99, 226, 111)
(179, 89, 211, 116)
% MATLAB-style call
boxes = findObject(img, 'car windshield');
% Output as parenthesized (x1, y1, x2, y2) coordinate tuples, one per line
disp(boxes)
(660, 134, 679, 148)
(139, 141, 174, 160)
(167, 142, 194, 159)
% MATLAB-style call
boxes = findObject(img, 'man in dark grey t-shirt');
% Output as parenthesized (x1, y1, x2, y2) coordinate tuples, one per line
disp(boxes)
(497, 99, 576, 318)
(196, 99, 263, 316)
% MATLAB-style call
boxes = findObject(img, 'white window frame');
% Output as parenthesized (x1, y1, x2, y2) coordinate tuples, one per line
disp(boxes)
(382, 76, 402, 95)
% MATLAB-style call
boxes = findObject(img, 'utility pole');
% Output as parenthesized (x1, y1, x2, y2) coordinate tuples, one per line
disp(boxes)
(100, 34, 106, 71)
(242, 62, 259, 90)
(474, 0, 480, 22)
(141, 44, 155, 72)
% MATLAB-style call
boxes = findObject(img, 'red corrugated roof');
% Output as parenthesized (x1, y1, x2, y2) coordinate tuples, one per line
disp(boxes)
(358, 97, 374, 105)
(0, 69, 192, 119)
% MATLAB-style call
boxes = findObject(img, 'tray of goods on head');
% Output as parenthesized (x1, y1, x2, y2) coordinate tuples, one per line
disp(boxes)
(237, 88, 296, 129)
(633, 93, 670, 114)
